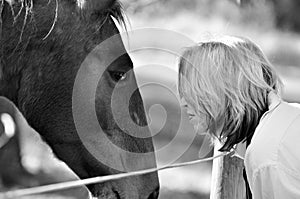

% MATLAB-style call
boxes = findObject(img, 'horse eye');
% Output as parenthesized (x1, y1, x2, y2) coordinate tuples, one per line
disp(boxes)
(109, 71, 127, 82)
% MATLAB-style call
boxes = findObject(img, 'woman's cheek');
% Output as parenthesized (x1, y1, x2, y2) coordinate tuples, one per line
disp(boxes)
(195, 121, 207, 134)
(188, 114, 199, 124)
(189, 117, 207, 133)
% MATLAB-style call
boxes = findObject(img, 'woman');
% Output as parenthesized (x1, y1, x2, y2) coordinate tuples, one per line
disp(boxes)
(178, 35, 300, 199)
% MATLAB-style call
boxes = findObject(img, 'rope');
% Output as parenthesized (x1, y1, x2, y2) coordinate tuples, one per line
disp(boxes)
(0, 150, 234, 198)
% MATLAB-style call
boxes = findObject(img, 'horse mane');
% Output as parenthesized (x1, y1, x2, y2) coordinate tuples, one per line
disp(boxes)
(42, 0, 127, 39)
(105, 0, 127, 29)
(0, 0, 126, 40)
(0, 0, 126, 80)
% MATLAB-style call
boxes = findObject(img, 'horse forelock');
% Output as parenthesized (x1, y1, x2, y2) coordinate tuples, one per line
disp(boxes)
(105, 0, 127, 30)
(0, 0, 126, 26)
(89, 0, 127, 31)
(0, 0, 126, 78)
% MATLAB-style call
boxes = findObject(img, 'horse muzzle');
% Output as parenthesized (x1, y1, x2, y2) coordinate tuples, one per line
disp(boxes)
(88, 174, 159, 199)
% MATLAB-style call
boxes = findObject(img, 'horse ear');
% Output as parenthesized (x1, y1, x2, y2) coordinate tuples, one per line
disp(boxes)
(81, 0, 116, 12)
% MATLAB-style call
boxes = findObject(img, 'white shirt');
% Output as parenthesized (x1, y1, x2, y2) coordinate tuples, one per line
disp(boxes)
(243, 93, 300, 199)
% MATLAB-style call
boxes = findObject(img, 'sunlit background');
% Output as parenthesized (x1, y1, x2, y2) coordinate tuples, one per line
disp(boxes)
(120, 0, 300, 198)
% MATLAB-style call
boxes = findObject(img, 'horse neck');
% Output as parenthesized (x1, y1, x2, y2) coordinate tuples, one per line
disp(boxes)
(0, 1, 32, 104)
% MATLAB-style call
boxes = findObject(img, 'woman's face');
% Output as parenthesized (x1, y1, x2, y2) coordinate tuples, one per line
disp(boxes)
(180, 98, 207, 133)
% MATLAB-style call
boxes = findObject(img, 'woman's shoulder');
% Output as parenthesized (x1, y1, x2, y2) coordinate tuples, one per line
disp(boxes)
(277, 103, 300, 173)
(289, 102, 300, 109)
(245, 102, 300, 176)
(252, 101, 300, 143)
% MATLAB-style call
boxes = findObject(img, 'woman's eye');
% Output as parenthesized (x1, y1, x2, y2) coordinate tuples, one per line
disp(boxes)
(109, 71, 127, 82)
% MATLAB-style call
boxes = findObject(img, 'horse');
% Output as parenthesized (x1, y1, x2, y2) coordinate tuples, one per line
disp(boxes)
(0, 0, 160, 198)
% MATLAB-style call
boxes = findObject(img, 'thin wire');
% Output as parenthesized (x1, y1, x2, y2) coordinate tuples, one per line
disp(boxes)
(0, 151, 234, 198)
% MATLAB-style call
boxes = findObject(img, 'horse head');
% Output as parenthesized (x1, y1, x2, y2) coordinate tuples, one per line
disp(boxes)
(0, 0, 159, 198)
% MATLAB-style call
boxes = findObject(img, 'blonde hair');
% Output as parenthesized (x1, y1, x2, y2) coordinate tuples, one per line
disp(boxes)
(178, 35, 282, 151)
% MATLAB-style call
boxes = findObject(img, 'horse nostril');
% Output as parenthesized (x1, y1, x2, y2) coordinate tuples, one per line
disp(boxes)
(148, 187, 159, 199)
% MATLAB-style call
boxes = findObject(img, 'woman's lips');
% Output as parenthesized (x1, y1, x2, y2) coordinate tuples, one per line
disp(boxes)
(188, 114, 195, 121)
(188, 113, 195, 117)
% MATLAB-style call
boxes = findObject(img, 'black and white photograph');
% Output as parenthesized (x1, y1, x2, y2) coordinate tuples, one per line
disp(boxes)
(0, 0, 300, 198)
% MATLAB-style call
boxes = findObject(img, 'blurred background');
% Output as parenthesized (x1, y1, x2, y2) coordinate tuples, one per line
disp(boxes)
(1, 0, 300, 199)
(119, 0, 300, 198)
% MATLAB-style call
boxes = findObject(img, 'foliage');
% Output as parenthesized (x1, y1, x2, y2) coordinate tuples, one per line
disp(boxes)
(122, 0, 275, 30)
(122, 0, 300, 33)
